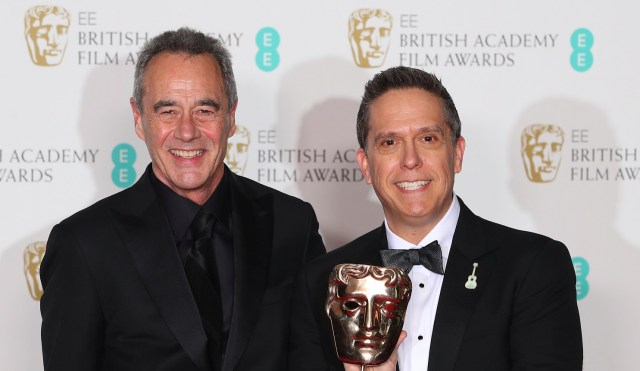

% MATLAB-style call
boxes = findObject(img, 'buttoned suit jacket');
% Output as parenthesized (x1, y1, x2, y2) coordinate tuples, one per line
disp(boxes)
(40, 165, 325, 371)
(288, 197, 582, 370)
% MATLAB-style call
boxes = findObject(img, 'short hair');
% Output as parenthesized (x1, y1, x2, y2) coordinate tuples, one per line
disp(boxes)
(133, 27, 237, 112)
(356, 66, 461, 150)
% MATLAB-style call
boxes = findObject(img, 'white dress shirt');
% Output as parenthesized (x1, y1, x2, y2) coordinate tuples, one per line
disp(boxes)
(385, 195, 460, 371)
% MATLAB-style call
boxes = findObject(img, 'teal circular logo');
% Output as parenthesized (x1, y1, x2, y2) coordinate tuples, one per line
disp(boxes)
(570, 28, 594, 72)
(256, 27, 280, 72)
(572, 256, 590, 300)
(111, 143, 137, 188)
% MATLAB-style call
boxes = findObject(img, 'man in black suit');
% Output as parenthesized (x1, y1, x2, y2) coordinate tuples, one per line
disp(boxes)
(40, 28, 325, 371)
(288, 66, 582, 370)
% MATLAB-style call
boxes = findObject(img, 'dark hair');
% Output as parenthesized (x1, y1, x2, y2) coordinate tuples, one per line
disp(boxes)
(356, 66, 461, 150)
(132, 27, 237, 111)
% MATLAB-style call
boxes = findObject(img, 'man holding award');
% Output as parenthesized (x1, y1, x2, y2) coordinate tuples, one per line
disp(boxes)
(288, 66, 583, 370)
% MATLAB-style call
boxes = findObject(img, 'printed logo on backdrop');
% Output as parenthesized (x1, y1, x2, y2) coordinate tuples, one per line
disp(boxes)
(521, 124, 565, 183)
(348, 10, 565, 69)
(24, 5, 71, 66)
(519, 125, 639, 182)
(348, 9, 393, 68)
(570, 28, 593, 72)
(0, 148, 98, 183)
(225, 125, 251, 175)
(256, 27, 280, 72)
(241, 129, 362, 183)
(24, 242, 46, 301)
(572, 257, 589, 300)
(23, 6, 243, 66)
(112, 143, 137, 188)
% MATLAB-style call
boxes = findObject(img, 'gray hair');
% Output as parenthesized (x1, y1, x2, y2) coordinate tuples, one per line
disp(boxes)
(356, 66, 461, 150)
(132, 27, 237, 112)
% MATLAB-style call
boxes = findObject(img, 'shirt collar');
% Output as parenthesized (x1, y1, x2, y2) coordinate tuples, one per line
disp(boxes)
(384, 193, 461, 262)
(150, 166, 232, 243)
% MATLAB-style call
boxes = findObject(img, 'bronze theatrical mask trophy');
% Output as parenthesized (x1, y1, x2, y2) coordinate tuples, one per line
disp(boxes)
(326, 264, 411, 367)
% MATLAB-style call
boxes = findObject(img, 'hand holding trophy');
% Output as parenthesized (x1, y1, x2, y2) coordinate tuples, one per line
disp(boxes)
(326, 264, 412, 370)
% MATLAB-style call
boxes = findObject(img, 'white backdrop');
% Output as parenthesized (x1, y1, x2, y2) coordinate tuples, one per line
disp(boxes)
(1, 1, 638, 369)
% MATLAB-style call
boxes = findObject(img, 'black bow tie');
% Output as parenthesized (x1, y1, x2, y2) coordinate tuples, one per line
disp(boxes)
(379, 240, 445, 274)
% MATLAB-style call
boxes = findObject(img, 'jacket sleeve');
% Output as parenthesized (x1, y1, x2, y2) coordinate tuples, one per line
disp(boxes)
(509, 239, 583, 370)
(40, 222, 105, 370)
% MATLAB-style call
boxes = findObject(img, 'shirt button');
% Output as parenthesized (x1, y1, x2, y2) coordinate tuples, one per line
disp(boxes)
(419, 283, 425, 288)
(418, 335, 424, 340)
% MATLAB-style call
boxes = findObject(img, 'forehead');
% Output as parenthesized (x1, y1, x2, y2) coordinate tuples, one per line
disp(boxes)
(143, 52, 225, 99)
(368, 88, 446, 133)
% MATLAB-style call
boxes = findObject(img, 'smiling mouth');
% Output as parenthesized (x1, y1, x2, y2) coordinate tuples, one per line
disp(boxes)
(397, 180, 429, 190)
(170, 149, 204, 159)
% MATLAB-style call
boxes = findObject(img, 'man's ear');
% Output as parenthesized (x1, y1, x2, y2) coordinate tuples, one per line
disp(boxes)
(130, 98, 145, 140)
(453, 136, 466, 174)
(356, 148, 372, 184)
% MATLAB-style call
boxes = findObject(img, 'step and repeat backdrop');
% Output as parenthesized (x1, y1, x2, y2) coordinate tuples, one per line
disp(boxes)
(1, 0, 638, 369)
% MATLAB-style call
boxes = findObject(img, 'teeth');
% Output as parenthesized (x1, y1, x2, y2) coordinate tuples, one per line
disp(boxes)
(170, 149, 203, 158)
(397, 180, 429, 190)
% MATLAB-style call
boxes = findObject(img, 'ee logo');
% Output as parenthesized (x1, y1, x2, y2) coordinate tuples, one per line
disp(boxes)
(570, 28, 593, 72)
(572, 257, 589, 300)
(111, 143, 136, 188)
(256, 27, 280, 72)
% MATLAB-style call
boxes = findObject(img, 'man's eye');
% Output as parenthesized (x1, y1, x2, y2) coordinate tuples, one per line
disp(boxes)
(382, 139, 395, 146)
(423, 136, 434, 142)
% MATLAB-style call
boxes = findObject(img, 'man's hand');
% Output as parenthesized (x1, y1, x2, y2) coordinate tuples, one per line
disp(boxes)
(343, 331, 407, 371)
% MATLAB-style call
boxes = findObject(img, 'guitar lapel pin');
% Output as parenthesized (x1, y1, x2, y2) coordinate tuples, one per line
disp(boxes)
(465, 262, 479, 289)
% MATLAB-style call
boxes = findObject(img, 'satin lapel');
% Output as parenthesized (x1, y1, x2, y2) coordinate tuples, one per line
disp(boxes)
(223, 178, 273, 371)
(428, 199, 497, 371)
(109, 173, 211, 371)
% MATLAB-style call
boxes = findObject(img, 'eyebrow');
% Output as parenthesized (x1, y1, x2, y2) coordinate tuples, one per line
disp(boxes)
(372, 125, 445, 142)
(197, 99, 222, 110)
(152, 99, 222, 112)
(152, 100, 177, 112)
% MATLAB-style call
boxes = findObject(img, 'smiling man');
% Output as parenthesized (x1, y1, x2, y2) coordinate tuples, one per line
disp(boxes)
(288, 66, 582, 371)
(40, 28, 325, 371)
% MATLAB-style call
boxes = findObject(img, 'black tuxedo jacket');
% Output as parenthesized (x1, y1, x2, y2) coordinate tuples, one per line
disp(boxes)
(288, 198, 582, 370)
(40, 166, 325, 371)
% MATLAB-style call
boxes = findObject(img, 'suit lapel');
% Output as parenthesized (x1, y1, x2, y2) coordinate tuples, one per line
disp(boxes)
(428, 198, 497, 371)
(223, 173, 273, 371)
(110, 170, 211, 371)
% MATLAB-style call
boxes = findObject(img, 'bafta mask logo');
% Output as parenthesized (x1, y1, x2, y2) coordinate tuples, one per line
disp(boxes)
(24, 241, 46, 301)
(348, 9, 393, 68)
(521, 124, 565, 183)
(225, 125, 251, 175)
(24, 5, 71, 66)
(326, 264, 411, 365)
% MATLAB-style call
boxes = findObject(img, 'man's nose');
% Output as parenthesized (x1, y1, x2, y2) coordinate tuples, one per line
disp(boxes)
(174, 114, 198, 140)
(401, 142, 422, 169)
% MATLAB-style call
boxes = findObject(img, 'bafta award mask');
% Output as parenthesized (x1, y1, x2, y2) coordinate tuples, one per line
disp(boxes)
(521, 124, 565, 183)
(326, 264, 411, 365)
